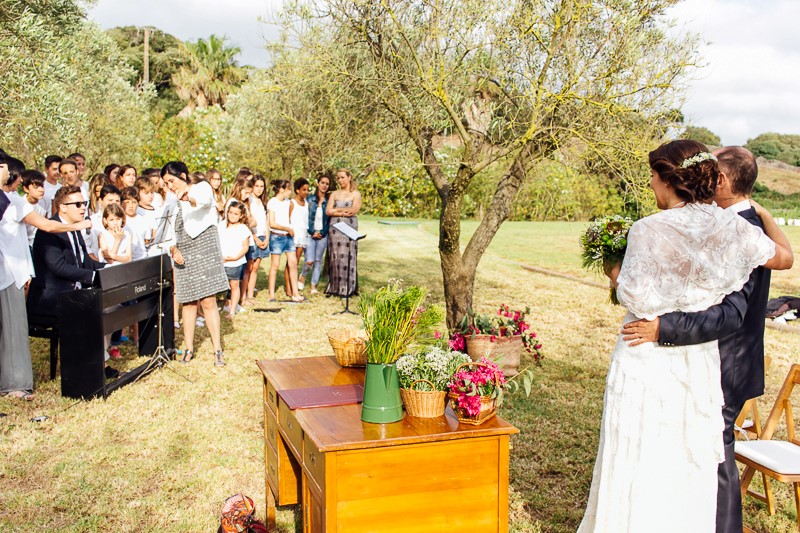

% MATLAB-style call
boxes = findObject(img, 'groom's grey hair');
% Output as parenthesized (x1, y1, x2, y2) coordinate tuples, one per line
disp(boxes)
(714, 146, 758, 196)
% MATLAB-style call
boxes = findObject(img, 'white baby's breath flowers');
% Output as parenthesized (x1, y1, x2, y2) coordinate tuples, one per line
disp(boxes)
(680, 152, 717, 169)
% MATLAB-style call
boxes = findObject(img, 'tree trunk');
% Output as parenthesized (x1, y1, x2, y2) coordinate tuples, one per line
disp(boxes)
(440, 247, 476, 331)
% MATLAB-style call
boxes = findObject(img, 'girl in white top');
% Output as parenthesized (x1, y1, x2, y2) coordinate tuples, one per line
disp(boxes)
(97, 203, 131, 265)
(267, 179, 303, 302)
(286, 178, 309, 294)
(244, 175, 269, 304)
(217, 201, 251, 319)
(225, 175, 258, 312)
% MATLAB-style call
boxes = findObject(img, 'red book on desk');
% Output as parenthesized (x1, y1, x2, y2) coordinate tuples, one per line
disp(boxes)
(278, 384, 364, 410)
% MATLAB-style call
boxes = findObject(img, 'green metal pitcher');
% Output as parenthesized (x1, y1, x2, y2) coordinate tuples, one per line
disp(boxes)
(361, 362, 404, 424)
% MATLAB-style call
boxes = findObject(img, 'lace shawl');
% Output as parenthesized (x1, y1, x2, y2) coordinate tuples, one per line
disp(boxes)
(616, 203, 775, 320)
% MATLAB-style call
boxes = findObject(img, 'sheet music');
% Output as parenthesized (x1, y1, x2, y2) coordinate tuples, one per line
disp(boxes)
(332, 221, 365, 241)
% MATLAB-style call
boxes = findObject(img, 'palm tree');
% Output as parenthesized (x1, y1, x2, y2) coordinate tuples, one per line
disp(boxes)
(173, 35, 249, 116)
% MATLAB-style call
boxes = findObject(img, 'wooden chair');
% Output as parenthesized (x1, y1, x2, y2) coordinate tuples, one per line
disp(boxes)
(735, 356, 773, 441)
(736, 364, 800, 527)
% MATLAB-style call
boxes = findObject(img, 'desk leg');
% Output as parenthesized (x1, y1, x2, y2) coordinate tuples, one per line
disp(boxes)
(266, 485, 276, 530)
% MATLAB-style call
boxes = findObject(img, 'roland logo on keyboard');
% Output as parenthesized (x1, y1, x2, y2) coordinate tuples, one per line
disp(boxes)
(134, 283, 148, 294)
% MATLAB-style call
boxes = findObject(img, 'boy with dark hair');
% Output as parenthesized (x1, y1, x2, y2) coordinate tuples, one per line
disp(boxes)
(43, 155, 63, 216)
(86, 183, 121, 261)
(21, 170, 47, 246)
(120, 186, 146, 260)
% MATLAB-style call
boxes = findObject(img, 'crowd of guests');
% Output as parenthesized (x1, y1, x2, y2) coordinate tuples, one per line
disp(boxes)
(0, 147, 362, 401)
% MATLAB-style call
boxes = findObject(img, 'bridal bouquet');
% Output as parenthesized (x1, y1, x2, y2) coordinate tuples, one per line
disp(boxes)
(580, 215, 635, 304)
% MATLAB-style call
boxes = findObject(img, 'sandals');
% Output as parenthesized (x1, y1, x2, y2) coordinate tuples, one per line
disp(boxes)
(3, 390, 34, 401)
(214, 351, 226, 367)
(181, 349, 195, 363)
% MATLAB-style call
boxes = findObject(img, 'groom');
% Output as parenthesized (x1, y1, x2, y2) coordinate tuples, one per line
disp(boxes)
(621, 146, 793, 533)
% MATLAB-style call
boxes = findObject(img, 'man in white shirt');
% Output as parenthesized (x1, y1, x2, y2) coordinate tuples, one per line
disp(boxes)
(0, 156, 91, 400)
(42, 155, 62, 216)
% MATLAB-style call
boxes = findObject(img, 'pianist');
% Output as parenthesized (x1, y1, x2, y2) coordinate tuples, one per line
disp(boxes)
(27, 186, 119, 379)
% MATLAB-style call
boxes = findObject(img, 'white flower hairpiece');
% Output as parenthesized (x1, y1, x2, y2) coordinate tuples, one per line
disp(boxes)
(680, 152, 717, 169)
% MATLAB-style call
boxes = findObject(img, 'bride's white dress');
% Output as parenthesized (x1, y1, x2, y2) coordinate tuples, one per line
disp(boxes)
(578, 203, 775, 533)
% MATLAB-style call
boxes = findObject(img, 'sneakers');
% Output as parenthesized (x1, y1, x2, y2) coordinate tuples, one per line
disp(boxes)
(236, 305, 245, 314)
(222, 305, 230, 313)
(196, 316, 206, 327)
(310, 288, 318, 295)
(108, 346, 122, 359)
(298, 281, 305, 291)
(174, 321, 181, 329)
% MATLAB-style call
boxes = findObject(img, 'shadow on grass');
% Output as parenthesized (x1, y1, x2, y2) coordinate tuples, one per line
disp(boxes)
(503, 355, 607, 532)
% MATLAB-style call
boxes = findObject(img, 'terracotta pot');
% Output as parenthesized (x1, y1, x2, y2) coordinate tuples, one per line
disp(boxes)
(465, 334, 522, 377)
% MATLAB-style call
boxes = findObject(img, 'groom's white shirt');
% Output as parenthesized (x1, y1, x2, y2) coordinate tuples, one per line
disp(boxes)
(729, 199, 751, 214)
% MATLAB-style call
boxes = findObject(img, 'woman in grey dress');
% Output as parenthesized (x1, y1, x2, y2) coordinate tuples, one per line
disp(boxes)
(325, 169, 362, 297)
(162, 161, 229, 367)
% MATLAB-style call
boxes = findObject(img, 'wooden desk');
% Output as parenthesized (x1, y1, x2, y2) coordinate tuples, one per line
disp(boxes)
(258, 356, 519, 532)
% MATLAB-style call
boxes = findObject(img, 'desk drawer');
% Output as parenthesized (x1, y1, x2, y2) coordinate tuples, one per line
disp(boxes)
(279, 399, 304, 456)
(266, 441, 280, 495)
(266, 380, 279, 415)
(303, 433, 325, 491)
(266, 409, 278, 451)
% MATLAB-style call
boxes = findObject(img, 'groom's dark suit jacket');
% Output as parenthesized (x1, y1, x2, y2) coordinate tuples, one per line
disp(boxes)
(659, 207, 769, 406)
(28, 214, 105, 318)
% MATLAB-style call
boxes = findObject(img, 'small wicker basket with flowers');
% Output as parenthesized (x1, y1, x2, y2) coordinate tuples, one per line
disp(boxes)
(447, 358, 506, 426)
(396, 347, 469, 418)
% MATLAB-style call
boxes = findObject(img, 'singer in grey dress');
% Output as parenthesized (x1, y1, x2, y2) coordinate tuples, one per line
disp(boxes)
(173, 203, 228, 303)
(325, 199, 358, 297)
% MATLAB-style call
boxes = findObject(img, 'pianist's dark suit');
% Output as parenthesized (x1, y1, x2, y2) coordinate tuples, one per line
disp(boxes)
(28, 215, 105, 317)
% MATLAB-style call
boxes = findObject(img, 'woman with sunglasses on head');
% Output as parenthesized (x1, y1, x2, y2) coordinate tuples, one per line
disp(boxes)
(161, 161, 229, 367)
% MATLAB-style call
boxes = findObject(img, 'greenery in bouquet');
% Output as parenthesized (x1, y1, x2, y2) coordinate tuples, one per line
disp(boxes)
(449, 304, 543, 363)
(396, 347, 470, 392)
(447, 357, 506, 416)
(359, 279, 446, 364)
(579, 215, 635, 304)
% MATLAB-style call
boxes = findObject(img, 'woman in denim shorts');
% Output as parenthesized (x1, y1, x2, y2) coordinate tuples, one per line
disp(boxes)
(267, 179, 304, 302)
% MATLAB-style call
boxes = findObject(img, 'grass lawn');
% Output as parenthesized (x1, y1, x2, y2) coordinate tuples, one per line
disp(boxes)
(2, 218, 800, 532)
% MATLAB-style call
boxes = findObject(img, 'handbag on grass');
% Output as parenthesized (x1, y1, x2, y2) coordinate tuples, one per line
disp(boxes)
(218, 493, 269, 533)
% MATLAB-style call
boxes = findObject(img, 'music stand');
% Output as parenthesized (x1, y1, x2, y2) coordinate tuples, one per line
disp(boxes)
(331, 222, 365, 315)
(134, 205, 191, 384)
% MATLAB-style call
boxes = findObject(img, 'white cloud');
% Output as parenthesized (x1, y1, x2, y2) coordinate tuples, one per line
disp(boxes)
(669, 0, 800, 144)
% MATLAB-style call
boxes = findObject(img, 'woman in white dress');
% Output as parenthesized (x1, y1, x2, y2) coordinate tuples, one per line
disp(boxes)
(579, 140, 793, 532)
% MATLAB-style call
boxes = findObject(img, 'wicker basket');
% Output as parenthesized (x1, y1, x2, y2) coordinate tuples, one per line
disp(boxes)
(465, 334, 522, 377)
(327, 329, 368, 367)
(447, 362, 502, 426)
(400, 379, 447, 418)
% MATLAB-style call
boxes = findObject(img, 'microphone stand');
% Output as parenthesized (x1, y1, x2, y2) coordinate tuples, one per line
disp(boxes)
(331, 221, 365, 316)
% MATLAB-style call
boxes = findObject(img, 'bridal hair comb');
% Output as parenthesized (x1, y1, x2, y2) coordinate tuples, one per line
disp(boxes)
(680, 152, 718, 168)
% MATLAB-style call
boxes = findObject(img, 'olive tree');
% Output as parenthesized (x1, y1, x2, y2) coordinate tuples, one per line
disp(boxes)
(276, 0, 698, 328)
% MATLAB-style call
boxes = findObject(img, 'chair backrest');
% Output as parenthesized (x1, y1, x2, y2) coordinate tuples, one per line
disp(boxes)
(735, 356, 773, 438)
(761, 364, 800, 444)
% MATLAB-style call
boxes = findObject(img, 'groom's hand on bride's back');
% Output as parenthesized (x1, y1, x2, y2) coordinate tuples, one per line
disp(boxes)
(621, 318, 660, 346)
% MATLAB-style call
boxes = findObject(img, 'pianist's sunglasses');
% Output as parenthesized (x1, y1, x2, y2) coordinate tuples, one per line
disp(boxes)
(64, 201, 88, 207)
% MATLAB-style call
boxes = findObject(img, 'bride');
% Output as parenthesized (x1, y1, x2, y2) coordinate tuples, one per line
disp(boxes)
(578, 140, 793, 532)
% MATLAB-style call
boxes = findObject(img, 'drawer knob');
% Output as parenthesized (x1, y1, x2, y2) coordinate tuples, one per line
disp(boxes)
(309, 452, 316, 466)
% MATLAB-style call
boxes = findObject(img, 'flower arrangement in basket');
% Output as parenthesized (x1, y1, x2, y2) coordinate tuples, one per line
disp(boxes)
(327, 329, 368, 367)
(449, 305, 543, 369)
(447, 358, 506, 425)
(579, 214, 635, 304)
(396, 347, 470, 418)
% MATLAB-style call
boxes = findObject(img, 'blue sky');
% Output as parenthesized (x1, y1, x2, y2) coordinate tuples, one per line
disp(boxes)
(88, 0, 800, 146)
